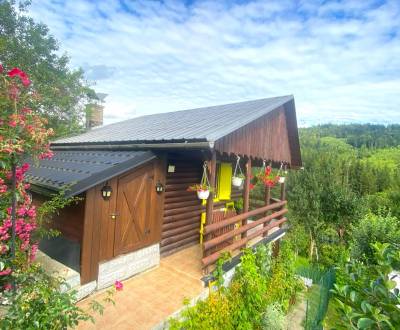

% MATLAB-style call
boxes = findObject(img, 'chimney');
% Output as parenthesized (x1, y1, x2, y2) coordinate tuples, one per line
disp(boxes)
(86, 93, 107, 129)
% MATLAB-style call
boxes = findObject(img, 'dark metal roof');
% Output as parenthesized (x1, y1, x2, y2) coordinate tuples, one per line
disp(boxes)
(26, 150, 155, 197)
(53, 95, 294, 146)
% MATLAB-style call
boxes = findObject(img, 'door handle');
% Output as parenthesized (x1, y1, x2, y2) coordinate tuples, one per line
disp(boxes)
(110, 213, 119, 220)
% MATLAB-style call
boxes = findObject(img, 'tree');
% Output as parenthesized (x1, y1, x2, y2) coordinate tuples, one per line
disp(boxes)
(0, 0, 97, 137)
(350, 212, 400, 264)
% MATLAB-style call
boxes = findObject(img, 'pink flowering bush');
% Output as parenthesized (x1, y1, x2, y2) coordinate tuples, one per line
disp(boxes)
(0, 63, 54, 290)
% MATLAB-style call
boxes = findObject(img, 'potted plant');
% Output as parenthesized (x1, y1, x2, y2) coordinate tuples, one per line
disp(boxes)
(257, 165, 280, 188)
(187, 184, 212, 200)
(232, 173, 245, 187)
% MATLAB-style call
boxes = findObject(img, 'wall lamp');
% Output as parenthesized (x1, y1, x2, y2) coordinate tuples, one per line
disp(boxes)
(101, 183, 113, 200)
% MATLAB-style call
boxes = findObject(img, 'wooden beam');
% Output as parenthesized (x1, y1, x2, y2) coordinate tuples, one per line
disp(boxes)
(263, 185, 271, 237)
(205, 151, 217, 226)
(280, 181, 286, 201)
(242, 158, 251, 238)
(80, 189, 96, 284)
(204, 151, 217, 257)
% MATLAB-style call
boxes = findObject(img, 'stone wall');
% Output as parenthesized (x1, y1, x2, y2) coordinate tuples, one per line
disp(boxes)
(97, 244, 160, 290)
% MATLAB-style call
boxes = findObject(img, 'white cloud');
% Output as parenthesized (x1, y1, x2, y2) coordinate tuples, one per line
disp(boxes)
(29, 0, 400, 125)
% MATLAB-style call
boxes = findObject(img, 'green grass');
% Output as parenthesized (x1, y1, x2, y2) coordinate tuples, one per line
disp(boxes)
(323, 298, 345, 329)
(302, 284, 321, 328)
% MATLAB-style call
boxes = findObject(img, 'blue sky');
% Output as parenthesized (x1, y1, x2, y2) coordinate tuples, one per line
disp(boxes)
(29, 0, 400, 126)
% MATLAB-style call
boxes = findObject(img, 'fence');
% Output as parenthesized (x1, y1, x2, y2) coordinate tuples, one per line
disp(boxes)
(298, 267, 336, 330)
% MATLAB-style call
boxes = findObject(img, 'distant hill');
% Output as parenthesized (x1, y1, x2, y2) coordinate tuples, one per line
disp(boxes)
(301, 124, 400, 149)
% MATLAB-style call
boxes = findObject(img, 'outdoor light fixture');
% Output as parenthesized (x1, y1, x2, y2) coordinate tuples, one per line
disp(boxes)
(155, 181, 164, 194)
(101, 183, 112, 200)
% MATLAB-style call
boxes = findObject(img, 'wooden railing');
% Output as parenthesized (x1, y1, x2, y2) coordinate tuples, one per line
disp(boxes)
(202, 200, 288, 268)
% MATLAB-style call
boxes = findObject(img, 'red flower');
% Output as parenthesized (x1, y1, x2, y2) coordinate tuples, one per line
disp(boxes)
(3, 283, 12, 291)
(8, 67, 31, 87)
(0, 64, 3, 73)
(115, 280, 123, 291)
(265, 166, 272, 176)
(249, 183, 255, 190)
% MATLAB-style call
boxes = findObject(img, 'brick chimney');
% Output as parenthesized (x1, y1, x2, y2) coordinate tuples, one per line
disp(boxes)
(86, 93, 107, 129)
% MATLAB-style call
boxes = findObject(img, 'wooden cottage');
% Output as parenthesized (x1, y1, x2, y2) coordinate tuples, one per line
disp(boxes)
(27, 95, 301, 288)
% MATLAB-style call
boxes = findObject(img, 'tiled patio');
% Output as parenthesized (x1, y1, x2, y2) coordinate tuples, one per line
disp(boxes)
(77, 244, 206, 330)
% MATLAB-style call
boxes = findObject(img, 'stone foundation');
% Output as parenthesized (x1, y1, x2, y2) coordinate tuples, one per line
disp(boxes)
(97, 244, 160, 290)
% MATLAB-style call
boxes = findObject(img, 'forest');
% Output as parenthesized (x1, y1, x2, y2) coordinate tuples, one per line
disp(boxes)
(286, 123, 400, 328)
(288, 123, 400, 263)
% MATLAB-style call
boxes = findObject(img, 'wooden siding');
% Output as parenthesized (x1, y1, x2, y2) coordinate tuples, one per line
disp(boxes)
(161, 158, 203, 255)
(214, 107, 292, 164)
(161, 155, 244, 256)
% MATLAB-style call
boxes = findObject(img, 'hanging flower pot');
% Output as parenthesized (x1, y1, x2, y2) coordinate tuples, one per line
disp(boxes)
(257, 165, 279, 188)
(232, 156, 245, 188)
(232, 175, 244, 187)
(197, 189, 210, 200)
(187, 162, 212, 200)
(187, 184, 211, 200)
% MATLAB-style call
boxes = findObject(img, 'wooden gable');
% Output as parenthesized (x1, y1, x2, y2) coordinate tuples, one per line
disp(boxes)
(214, 100, 301, 167)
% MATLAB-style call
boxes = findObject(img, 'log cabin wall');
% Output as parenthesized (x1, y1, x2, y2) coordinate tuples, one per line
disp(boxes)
(214, 107, 292, 163)
(161, 155, 244, 256)
(161, 156, 203, 255)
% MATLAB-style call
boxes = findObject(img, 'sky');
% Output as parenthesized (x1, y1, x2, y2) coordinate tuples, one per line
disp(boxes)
(29, 0, 400, 126)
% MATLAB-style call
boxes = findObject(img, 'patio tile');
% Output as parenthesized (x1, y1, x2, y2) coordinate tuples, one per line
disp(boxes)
(77, 244, 205, 329)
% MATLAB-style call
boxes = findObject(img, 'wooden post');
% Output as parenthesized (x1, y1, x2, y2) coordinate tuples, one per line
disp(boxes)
(273, 181, 286, 257)
(280, 181, 286, 201)
(242, 158, 251, 238)
(204, 151, 217, 259)
(263, 185, 271, 237)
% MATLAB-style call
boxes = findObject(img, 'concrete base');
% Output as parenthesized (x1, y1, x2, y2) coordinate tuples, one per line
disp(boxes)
(39, 244, 161, 300)
(97, 244, 160, 290)
(36, 250, 80, 290)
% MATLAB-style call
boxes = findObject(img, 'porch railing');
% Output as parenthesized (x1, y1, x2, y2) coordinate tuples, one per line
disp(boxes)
(201, 200, 288, 268)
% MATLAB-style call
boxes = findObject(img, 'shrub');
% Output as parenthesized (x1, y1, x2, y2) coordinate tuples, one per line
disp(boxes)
(261, 303, 286, 330)
(264, 241, 304, 312)
(168, 242, 303, 329)
(0, 264, 91, 329)
(332, 243, 400, 329)
(350, 212, 400, 264)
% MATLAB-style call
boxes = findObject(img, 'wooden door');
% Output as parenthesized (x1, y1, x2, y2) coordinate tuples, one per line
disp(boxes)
(114, 163, 161, 256)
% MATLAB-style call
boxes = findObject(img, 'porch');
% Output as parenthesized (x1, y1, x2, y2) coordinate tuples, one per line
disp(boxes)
(77, 245, 206, 330)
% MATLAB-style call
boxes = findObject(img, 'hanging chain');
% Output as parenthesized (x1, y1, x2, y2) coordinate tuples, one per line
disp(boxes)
(233, 155, 244, 177)
(201, 162, 211, 187)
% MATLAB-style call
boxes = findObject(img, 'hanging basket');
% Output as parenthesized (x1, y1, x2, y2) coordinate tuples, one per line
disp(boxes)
(187, 162, 212, 200)
(232, 176, 244, 187)
(232, 156, 245, 189)
(197, 190, 210, 200)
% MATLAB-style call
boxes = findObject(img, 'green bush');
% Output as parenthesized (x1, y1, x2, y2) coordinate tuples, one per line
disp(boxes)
(350, 212, 400, 264)
(332, 243, 400, 329)
(169, 242, 303, 329)
(0, 264, 92, 329)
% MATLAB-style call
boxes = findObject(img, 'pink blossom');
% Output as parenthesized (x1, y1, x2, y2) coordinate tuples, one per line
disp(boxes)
(114, 280, 123, 291)
(0, 268, 12, 276)
(0, 64, 3, 73)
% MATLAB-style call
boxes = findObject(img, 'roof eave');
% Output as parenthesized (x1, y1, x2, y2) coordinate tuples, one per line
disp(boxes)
(50, 141, 214, 151)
